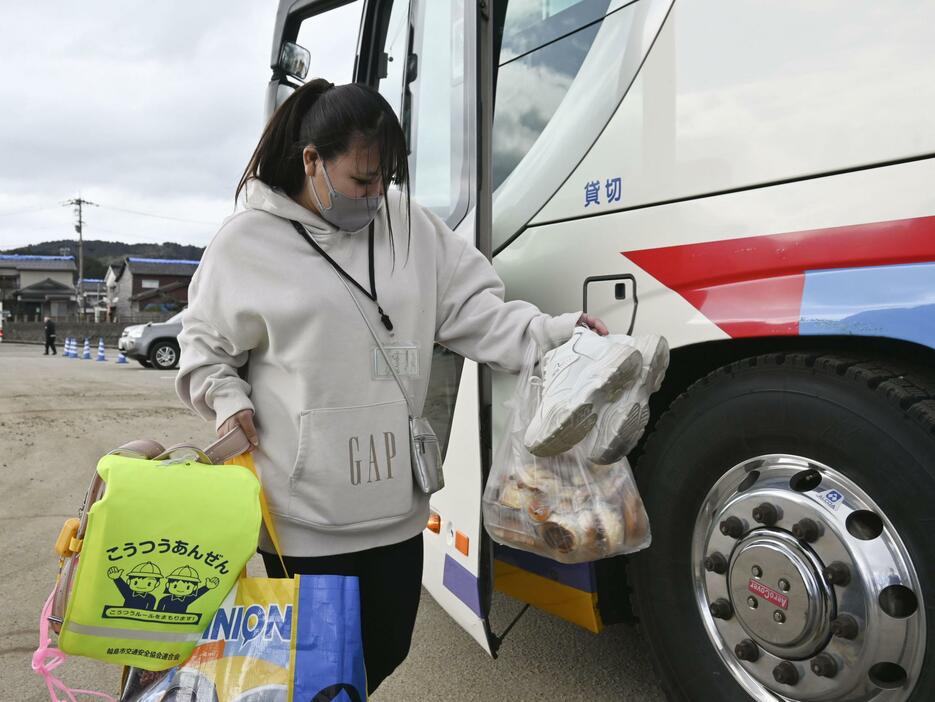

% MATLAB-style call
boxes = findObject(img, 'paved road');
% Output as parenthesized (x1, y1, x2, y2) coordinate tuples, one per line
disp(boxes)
(0, 343, 666, 701)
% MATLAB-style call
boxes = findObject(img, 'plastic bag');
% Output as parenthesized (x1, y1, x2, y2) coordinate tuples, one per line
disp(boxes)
(483, 340, 651, 564)
(119, 575, 367, 702)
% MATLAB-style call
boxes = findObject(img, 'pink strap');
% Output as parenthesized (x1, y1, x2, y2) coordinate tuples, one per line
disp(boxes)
(32, 590, 117, 702)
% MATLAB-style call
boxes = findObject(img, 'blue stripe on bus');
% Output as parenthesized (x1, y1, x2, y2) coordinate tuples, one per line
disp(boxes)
(800, 262, 935, 350)
(494, 544, 597, 593)
(442, 555, 484, 618)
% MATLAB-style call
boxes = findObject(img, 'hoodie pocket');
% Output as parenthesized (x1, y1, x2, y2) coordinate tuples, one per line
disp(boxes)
(288, 399, 413, 527)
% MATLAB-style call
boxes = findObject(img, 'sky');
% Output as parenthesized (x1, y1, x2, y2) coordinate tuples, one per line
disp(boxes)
(0, 1, 362, 250)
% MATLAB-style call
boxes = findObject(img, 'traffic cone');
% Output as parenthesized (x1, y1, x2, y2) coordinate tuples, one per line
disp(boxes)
(66, 337, 76, 358)
(116, 349, 128, 364)
(81, 338, 91, 360)
(96, 337, 107, 362)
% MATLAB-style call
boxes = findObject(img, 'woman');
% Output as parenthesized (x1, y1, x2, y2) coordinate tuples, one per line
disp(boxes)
(176, 78, 607, 694)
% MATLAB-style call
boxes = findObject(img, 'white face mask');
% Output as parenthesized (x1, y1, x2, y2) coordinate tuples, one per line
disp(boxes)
(310, 161, 383, 232)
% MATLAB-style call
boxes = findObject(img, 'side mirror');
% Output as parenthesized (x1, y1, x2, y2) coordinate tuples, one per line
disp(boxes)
(278, 41, 310, 81)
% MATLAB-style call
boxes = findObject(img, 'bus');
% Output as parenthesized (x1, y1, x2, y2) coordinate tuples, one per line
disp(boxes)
(265, 2, 935, 700)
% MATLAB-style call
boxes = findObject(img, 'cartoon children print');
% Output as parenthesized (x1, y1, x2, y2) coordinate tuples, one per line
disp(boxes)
(156, 566, 219, 613)
(108, 561, 218, 613)
(107, 562, 163, 610)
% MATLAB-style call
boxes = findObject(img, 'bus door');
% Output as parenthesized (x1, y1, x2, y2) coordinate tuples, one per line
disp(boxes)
(267, 0, 499, 655)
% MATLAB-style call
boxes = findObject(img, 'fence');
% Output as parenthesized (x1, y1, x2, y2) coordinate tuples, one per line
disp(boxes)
(3, 322, 130, 346)
(3, 312, 176, 325)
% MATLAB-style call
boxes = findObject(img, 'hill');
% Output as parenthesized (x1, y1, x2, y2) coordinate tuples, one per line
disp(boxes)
(1, 240, 204, 278)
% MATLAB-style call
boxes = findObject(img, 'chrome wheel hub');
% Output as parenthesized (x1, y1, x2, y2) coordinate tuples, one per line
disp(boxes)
(692, 455, 925, 701)
(729, 531, 833, 659)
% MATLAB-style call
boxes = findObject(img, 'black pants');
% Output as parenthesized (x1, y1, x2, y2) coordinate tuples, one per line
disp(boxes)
(261, 534, 423, 695)
(44, 336, 57, 354)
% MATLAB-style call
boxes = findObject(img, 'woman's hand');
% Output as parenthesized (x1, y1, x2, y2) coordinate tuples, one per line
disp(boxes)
(218, 409, 259, 449)
(577, 313, 609, 336)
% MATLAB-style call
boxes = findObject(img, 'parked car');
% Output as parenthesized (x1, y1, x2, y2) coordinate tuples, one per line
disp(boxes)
(118, 312, 183, 370)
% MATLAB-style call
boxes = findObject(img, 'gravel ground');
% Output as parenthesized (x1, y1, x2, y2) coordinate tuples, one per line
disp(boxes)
(0, 342, 666, 701)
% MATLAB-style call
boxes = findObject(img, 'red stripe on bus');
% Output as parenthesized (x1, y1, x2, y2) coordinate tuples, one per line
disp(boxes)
(623, 215, 935, 338)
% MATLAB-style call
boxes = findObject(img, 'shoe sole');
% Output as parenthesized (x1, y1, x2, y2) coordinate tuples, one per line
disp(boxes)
(525, 348, 643, 457)
(589, 397, 651, 465)
(588, 337, 669, 464)
(640, 335, 670, 394)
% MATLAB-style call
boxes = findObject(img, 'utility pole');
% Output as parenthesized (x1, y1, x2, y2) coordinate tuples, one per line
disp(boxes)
(63, 197, 98, 318)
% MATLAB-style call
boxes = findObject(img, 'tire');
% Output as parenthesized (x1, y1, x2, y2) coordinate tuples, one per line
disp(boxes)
(630, 352, 935, 702)
(137, 359, 152, 368)
(149, 340, 180, 371)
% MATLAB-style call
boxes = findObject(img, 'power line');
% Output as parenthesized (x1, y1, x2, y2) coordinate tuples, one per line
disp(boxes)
(97, 204, 216, 226)
(0, 201, 216, 226)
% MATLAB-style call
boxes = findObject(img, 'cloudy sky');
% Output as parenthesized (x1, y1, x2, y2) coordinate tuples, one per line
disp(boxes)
(0, 1, 361, 250)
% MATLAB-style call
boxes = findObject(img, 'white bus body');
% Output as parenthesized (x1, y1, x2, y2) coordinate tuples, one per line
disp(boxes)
(266, 2, 935, 699)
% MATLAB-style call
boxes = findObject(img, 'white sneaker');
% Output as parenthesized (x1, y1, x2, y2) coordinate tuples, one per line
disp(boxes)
(607, 333, 669, 394)
(523, 327, 644, 457)
(588, 334, 669, 465)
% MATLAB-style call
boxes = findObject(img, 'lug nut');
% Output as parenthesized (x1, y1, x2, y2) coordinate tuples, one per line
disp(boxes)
(746, 596, 758, 609)
(751, 565, 762, 577)
(773, 661, 799, 686)
(703, 552, 728, 575)
(810, 653, 838, 678)
(792, 517, 820, 543)
(778, 578, 791, 592)
(709, 598, 733, 620)
(830, 614, 859, 640)
(719, 516, 744, 539)
(824, 561, 851, 586)
(734, 639, 760, 662)
(752, 502, 779, 526)
(773, 610, 786, 623)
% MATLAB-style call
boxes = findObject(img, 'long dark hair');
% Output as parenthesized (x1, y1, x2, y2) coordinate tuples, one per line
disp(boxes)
(236, 79, 410, 252)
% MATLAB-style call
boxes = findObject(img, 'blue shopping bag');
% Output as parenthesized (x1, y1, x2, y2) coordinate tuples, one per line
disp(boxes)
(123, 575, 367, 701)
(293, 576, 367, 702)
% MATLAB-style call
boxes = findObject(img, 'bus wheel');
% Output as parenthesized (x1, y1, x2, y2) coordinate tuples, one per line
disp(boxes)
(630, 353, 934, 701)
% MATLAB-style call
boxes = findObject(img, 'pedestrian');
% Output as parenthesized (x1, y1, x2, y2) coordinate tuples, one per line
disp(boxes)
(43, 316, 57, 355)
(175, 79, 608, 695)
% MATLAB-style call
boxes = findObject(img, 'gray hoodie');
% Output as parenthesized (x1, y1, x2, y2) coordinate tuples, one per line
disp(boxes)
(176, 181, 580, 556)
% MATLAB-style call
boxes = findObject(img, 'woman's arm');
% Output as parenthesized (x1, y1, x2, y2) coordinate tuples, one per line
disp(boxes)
(176, 222, 263, 434)
(431, 209, 587, 373)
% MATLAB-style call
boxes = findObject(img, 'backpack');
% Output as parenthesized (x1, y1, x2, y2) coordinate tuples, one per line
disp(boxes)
(43, 429, 261, 672)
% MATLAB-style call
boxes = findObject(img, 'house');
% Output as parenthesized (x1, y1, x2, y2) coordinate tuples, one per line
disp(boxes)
(0, 254, 77, 320)
(79, 278, 107, 317)
(106, 257, 200, 320)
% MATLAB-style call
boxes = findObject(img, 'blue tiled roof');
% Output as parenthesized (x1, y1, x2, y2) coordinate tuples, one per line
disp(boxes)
(127, 257, 200, 265)
(0, 254, 74, 261)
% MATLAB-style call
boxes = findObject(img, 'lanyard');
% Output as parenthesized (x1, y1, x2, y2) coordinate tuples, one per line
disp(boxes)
(290, 220, 394, 332)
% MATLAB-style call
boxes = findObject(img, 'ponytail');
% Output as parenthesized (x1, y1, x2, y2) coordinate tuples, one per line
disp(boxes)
(235, 78, 334, 203)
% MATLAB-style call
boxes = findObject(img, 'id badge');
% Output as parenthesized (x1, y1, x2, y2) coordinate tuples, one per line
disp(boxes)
(372, 342, 420, 380)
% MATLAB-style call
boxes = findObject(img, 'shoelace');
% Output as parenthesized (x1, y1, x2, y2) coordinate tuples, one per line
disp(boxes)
(32, 590, 117, 702)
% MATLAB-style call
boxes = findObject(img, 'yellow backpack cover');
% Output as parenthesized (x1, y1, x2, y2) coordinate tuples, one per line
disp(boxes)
(56, 453, 261, 670)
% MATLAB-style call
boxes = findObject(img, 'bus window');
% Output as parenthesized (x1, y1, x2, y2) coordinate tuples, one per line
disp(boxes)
(409, 0, 470, 228)
(493, 2, 610, 190)
(295, 1, 363, 84)
(376, 0, 410, 119)
(499, 0, 611, 62)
